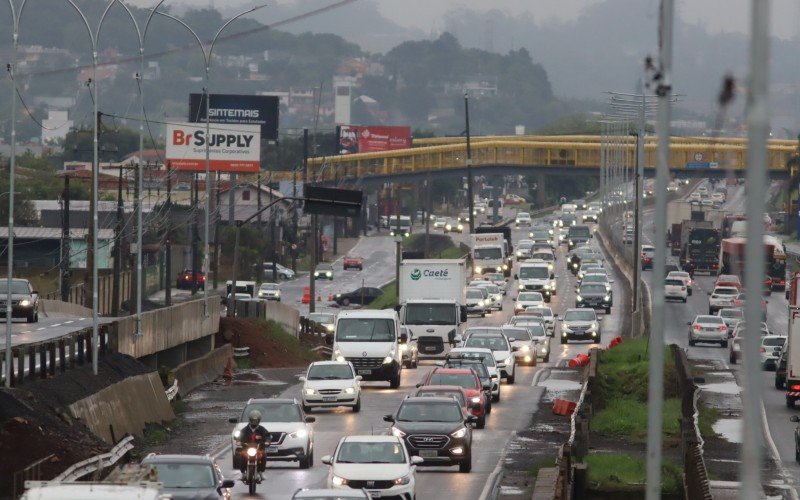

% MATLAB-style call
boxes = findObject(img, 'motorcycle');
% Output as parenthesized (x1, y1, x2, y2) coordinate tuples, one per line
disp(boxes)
(243, 444, 264, 495)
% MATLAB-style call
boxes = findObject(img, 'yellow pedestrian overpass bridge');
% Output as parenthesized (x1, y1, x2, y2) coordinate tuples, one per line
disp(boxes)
(297, 135, 798, 185)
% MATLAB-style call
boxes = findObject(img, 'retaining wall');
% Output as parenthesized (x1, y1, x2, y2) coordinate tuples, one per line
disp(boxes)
(234, 300, 300, 335)
(68, 371, 175, 444)
(168, 344, 233, 397)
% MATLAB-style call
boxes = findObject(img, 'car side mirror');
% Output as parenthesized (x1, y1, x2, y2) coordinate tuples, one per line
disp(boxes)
(394, 304, 402, 312)
(383, 414, 395, 422)
(399, 333, 408, 344)
(467, 415, 478, 423)
(686, 321, 692, 326)
(482, 384, 491, 391)
(321, 455, 333, 465)
(707, 292, 712, 296)
(219, 479, 235, 492)
(31, 290, 38, 295)
(305, 416, 316, 423)
(508, 338, 516, 342)
(356, 375, 363, 381)
(460, 306, 468, 323)
(434, 361, 445, 367)
(298, 376, 306, 382)
(597, 317, 603, 321)
(512, 346, 520, 352)
(415, 383, 422, 388)
(228, 417, 238, 424)
(514, 274, 518, 280)
(411, 456, 425, 465)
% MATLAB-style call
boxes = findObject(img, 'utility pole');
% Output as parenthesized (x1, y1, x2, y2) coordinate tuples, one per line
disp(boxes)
(213, 171, 221, 290)
(464, 91, 475, 234)
(292, 165, 298, 272)
(191, 173, 200, 295)
(111, 166, 123, 316)
(394, 191, 401, 298)
(60, 175, 71, 302)
(130, 164, 140, 313)
(85, 111, 102, 310)
(165, 172, 172, 307)
(425, 172, 431, 258)
(307, 130, 316, 314)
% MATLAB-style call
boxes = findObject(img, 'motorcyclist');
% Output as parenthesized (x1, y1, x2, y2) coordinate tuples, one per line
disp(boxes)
(239, 410, 270, 480)
(683, 260, 696, 279)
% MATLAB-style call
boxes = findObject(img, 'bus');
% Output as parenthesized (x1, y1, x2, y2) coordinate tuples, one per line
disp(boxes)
(719, 236, 787, 289)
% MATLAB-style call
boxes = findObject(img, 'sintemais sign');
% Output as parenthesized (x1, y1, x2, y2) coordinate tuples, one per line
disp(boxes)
(166, 122, 261, 173)
(189, 94, 279, 141)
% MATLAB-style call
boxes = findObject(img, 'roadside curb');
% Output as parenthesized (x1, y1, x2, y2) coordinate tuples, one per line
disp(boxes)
(478, 431, 515, 500)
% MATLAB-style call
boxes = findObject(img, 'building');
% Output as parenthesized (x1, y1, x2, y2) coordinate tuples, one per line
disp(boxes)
(218, 182, 291, 224)
(0, 226, 114, 269)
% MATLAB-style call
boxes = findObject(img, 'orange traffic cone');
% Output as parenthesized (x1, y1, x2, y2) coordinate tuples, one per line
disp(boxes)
(223, 357, 233, 380)
(301, 287, 310, 304)
(328, 293, 333, 301)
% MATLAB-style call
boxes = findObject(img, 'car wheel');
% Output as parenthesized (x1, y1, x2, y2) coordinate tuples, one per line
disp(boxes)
(776, 377, 784, 390)
(730, 353, 736, 364)
(688, 338, 695, 347)
(481, 313, 486, 318)
(26, 311, 35, 323)
(544, 353, 550, 363)
(485, 399, 492, 414)
(787, 397, 796, 409)
(499, 304, 503, 311)
(303, 404, 312, 413)
(299, 449, 312, 469)
(411, 356, 418, 369)
(708, 308, 714, 315)
(342, 298, 350, 306)
(476, 415, 486, 429)
(493, 391, 500, 402)
(682, 298, 687, 303)
(720, 340, 728, 348)
(459, 454, 472, 473)
(561, 337, 568, 345)
(605, 307, 611, 314)
(389, 370, 401, 389)
(279, 273, 288, 280)
(507, 370, 515, 385)
(353, 397, 361, 413)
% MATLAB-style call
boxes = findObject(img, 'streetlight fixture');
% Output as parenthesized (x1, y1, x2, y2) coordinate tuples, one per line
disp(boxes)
(154, 4, 267, 318)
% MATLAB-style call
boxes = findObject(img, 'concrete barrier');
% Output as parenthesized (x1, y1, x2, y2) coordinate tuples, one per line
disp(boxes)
(40, 299, 93, 318)
(168, 344, 233, 397)
(68, 371, 175, 444)
(234, 300, 299, 335)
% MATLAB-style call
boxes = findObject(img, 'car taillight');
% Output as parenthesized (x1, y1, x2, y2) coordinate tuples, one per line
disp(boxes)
(693, 325, 701, 330)
(681, 287, 686, 291)
(780, 279, 786, 285)
(718, 326, 727, 332)
(791, 384, 800, 391)
(759, 347, 766, 353)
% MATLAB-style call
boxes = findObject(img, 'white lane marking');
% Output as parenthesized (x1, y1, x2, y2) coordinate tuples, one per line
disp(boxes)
(20, 330, 31, 334)
(531, 367, 548, 387)
(78, 318, 86, 321)
(51, 323, 61, 327)
(760, 400, 798, 498)
(478, 430, 516, 500)
(36, 327, 46, 331)
(211, 443, 231, 460)
(64, 320, 74, 324)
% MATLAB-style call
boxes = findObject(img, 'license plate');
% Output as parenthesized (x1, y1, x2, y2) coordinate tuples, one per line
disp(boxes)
(424, 346, 437, 352)
(368, 491, 381, 499)
(359, 369, 372, 375)
(419, 450, 438, 458)
(265, 445, 278, 454)
(322, 396, 336, 402)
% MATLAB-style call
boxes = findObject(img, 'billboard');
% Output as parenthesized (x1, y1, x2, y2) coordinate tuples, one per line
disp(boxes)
(336, 125, 411, 154)
(189, 94, 279, 141)
(166, 122, 261, 173)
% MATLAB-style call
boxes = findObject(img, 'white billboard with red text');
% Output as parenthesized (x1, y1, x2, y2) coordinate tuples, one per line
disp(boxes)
(166, 122, 260, 173)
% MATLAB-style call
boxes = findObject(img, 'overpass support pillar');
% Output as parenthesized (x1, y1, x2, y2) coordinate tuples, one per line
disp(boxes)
(536, 173, 547, 208)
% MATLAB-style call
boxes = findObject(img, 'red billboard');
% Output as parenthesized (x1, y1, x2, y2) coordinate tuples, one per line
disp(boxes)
(337, 125, 411, 154)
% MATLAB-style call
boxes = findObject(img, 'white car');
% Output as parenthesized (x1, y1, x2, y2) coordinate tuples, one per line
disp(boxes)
(483, 272, 507, 292)
(523, 306, 556, 336)
(322, 436, 422, 498)
(506, 323, 550, 363)
(664, 277, 688, 302)
(717, 308, 743, 336)
(515, 292, 546, 313)
(708, 286, 740, 314)
(687, 315, 728, 347)
(433, 218, 447, 231)
(307, 311, 336, 335)
(667, 271, 693, 295)
(516, 239, 535, 260)
(262, 262, 295, 280)
(448, 347, 501, 402)
(229, 398, 315, 470)
(465, 288, 488, 317)
(472, 282, 503, 311)
(300, 361, 362, 412)
(463, 333, 516, 384)
(515, 212, 533, 227)
(257, 282, 281, 301)
(759, 335, 786, 370)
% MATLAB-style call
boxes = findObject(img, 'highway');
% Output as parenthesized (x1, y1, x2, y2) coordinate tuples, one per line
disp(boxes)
(199, 206, 626, 499)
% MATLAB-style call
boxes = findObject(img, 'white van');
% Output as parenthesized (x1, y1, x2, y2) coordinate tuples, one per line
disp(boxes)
(332, 310, 404, 388)
(561, 204, 577, 214)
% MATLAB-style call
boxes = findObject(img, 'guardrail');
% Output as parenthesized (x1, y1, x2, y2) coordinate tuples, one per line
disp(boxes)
(165, 379, 179, 401)
(51, 434, 135, 483)
(12, 454, 55, 498)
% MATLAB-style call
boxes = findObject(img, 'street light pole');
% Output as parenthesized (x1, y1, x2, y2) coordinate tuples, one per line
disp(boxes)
(464, 91, 475, 234)
(155, 4, 266, 319)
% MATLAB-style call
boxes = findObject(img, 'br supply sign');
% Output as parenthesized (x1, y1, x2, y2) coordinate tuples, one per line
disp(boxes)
(166, 122, 260, 173)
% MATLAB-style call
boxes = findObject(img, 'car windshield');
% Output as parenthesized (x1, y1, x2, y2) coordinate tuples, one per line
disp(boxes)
(763, 337, 786, 347)
(260, 284, 278, 291)
(519, 267, 549, 279)
(569, 227, 591, 238)
(523, 324, 547, 338)
(309, 313, 335, 324)
(416, 390, 466, 406)
(583, 275, 607, 284)
(397, 402, 463, 422)
(451, 351, 496, 367)
(7, 281, 30, 294)
(502, 328, 532, 340)
(466, 290, 484, 299)
(427, 372, 477, 388)
(532, 230, 551, 239)
(517, 213, 531, 219)
(336, 318, 395, 342)
(720, 310, 743, 319)
(241, 403, 301, 422)
(715, 288, 739, 296)
(482, 285, 500, 294)
(580, 284, 607, 294)
(527, 307, 552, 318)
(485, 273, 504, 281)
(564, 310, 596, 321)
(518, 292, 544, 302)
(336, 442, 406, 464)
(696, 316, 724, 324)
(445, 361, 489, 378)
(531, 253, 553, 261)
(405, 303, 456, 325)
(307, 364, 354, 380)
(518, 242, 534, 250)
(464, 336, 509, 351)
(474, 248, 503, 260)
(144, 462, 216, 489)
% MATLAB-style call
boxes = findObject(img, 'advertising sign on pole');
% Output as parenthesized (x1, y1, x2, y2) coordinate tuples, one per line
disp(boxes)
(166, 122, 261, 173)
(336, 125, 411, 154)
(189, 94, 279, 141)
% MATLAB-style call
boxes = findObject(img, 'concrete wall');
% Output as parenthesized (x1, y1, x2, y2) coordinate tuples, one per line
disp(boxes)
(68, 371, 175, 444)
(168, 344, 233, 397)
(234, 300, 299, 334)
(109, 298, 220, 358)
(40, 299, 93, 318)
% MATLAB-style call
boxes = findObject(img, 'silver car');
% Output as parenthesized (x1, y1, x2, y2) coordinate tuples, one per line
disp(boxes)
(688, 315, 728, 347)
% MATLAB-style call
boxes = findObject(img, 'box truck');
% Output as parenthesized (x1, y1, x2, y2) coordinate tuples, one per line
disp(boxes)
(471, 233, 508, 276)
(397, 259, 468, 358)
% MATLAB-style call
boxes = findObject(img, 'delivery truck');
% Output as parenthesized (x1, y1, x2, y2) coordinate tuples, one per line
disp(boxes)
(397, 259, 468, 358)
(786, 273, 800, 408)
(471, 233, 509, 276)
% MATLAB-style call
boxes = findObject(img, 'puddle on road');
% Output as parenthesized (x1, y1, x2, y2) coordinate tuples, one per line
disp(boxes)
(499, 486, 528, 496)
(538, 379, 582, 391)
(705, 371, 734, 378)
(699, 382, 741, 395)
(712, 418, 743, 443)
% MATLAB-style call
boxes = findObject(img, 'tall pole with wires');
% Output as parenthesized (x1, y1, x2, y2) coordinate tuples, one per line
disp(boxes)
(464, 91, 475, 234)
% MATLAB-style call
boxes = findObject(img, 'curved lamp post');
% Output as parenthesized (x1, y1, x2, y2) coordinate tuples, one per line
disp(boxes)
(154, 4, 266, 317)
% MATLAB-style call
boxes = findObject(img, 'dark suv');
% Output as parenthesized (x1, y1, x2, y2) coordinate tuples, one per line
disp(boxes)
(384, 396, 475, 473)
(0, 278, 40, 323)
(576, 283, 612, 314)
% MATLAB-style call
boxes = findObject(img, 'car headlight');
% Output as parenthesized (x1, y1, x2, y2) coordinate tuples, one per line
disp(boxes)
(326, 272, 332, 277)
(391, 427, 406, 437)
(502, 264, 508, 271)
(458, 224, 463, 230)
(478, 300, 485, 307)
(568, 240, 574, 246)
(344, 386, 355, 394)
(517, 251, 522, 257)
(446, 224, 452, 230)
(399, 343, 408, 352)
(314, 272, 319, 277)
(470, 396, 481, 404)
(475, 266, 482, 274)
(590, 322, 598, 331)
(576, 295, 583, 302)
(451, 427, 468, 438)
(604, 295, 611, 301)
(541, 346, 548, 354)
(544, 284, 551, 290)
(326, 324, 334, 332)
(383, 356, 394, 364)
(404, 232, 410, 237)
(548, 264, 553, 271)
(504, 357, 513, 365)
(518, 284, 525, 291)
(289, 429, 308, 439)
(572, 263, 578, 269)
(19, 299, 31, 307)
(247, 447, 258, 457)
(304, 388, 316, 395)
(332, 475, 348, 486)
(233, 430, 241, 438)
(393, 474, 412, 486)
(520, 345, 530, 352)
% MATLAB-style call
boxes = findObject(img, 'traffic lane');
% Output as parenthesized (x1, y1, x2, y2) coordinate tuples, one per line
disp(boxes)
(9, 314, 113, 348)
(216, 357, 542, 499)
(761, 369, 800, 484)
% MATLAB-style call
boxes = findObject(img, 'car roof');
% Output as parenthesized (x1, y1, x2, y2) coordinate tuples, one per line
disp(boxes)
(415, 384, 466, 392)
(337, 310, 396, 319)
(341, 435, 400, 443)
(142, 454, 215, 465)
(293, 490, 370, 499)
(450, 347, 493, 354)
(403, 396, 463, 405)
(308, 361, 352, 367)
(246, 398, 297, 405)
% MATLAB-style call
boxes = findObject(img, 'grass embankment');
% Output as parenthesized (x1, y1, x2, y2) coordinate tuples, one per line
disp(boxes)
(220, 317, 323, 367)
(587, 339, 717, 494)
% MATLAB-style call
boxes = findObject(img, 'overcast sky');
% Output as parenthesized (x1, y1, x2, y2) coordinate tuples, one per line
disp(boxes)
(141, 0, 800, 41)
